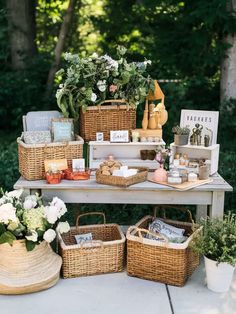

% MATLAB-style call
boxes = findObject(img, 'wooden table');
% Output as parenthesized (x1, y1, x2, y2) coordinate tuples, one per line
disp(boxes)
(14, 173, 233, 219)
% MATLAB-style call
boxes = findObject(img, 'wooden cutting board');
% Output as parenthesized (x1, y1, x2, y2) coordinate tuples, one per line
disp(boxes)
(148, 177, 213, 191)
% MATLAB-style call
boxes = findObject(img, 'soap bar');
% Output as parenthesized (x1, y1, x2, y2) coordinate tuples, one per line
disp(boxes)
(188, 172, 198, 182)
(123, 169, 138, 177)
(168, 176, 182, 184)
(120, 166, 128, 171)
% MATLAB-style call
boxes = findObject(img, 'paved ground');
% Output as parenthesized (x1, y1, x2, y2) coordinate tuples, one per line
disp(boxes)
(0, 262, 235, 314)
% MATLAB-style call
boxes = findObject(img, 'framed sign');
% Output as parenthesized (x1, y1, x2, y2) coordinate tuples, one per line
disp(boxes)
(96, 132, 104, 142)
(110, 130, 129, 143)
(25, 111, 62, 131)
(180, 110, 219, 145)
(72, 158, 85, 171)
(52, 118, 74, 142)
(44, 159, 68, 172)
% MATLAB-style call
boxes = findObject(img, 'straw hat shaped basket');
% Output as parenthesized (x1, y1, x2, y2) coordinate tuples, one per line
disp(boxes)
(0, 240, 62, 295)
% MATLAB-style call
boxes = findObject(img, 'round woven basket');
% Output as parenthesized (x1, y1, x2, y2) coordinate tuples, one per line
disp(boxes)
(0, 240, 62, 295)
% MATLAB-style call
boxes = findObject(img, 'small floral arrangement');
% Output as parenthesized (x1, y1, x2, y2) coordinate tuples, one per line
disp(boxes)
(56, 46, 154, 120)
(155, 148, 171, 170)
(0, 189, 70, 251)
(191, 213, 236, 266)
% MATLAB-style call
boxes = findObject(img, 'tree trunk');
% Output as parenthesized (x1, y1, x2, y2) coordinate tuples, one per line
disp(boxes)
(220, 0, 236, 104)
(45, 0, 76, 96)
(7, 0, 37, 70)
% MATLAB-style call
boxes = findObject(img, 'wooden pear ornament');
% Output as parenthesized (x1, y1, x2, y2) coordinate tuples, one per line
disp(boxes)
(154, 102, 168, 129)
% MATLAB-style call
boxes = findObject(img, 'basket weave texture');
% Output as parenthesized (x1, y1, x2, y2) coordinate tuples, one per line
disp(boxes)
(126, 215, 200, 286)
(96, 167, 148, 187)
(80, 101, 136, 142)
(17, 135, 83, 180)
(58, 212, 126, 279)
(0, 240, 62, 295)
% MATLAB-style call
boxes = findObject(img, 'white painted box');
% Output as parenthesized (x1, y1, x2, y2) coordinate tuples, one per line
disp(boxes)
(170, 143, 220, 175)
(89, 141, 166, 170)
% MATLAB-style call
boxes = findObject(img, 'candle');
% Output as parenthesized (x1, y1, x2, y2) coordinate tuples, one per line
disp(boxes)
(188, 172, 198, 182)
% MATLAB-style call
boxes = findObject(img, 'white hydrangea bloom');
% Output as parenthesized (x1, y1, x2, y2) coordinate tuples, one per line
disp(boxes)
(23, 195, 37, 210)
(0, 203, 17, 224)
(23, 207, 45, 231)
(6, 189, 23, 199)
(43, 229, 56, 243)
(26, 230, 38, 242)
(57, 221, 70, 234)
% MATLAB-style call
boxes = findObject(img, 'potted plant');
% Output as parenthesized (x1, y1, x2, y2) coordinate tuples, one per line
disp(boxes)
(0, 189, 70, 294)
(191, 213, 236, 293)
(172, 125, 190, 145)
(56, 46, 154, 120)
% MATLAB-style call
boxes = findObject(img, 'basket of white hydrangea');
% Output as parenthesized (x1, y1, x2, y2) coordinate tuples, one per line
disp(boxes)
(0, 189, 70, 294)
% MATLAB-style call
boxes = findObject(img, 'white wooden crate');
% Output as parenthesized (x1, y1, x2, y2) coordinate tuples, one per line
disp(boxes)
(89, 141, 166, 169)
(170, 143, 220, 175)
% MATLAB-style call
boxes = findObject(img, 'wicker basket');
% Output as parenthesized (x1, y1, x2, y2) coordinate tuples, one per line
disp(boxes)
(0, 240, 62, 295)
(18, 135, 84, 180)
(126, 210, 200, 286)
(96, 167, 148, 187)
(58, 212, 126, 279)
(80, 100, 136, 142)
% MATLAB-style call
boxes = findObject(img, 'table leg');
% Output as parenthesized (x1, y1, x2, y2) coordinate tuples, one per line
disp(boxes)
(209, 191, 225, 218)
(196, 205, 208, 222)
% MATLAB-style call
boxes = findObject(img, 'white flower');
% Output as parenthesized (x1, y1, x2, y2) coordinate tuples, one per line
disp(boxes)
(23, 197, 37, 210)
(57, 222, 70, 234)
(43, 229, 56, 243)
(26, 230, 38, 242)
(144, 60, 152, 66)
(50, 197, 67, 218)
(44, 205, 60, 224)
(97, 80, 106, 92)
(59, 84, 64, 88)
(6, 189, 23, 199)
(91, 92, 97, 102)
(0, 203, 17, 224)
(91, 52, 98, 59)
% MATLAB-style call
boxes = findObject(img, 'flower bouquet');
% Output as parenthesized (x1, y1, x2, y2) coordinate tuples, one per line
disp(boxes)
(0, 189, 71, 294)
(0, 189, 70, 251)
(56, 45, 154, 120)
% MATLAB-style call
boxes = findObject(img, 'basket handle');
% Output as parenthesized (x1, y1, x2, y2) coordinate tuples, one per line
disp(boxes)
(97, 99, 131, 112)
(153, 205, 193, 223)
(80, 240, 104, 252)
(76, 212, 106, 229)
(127, 226, 169, 243)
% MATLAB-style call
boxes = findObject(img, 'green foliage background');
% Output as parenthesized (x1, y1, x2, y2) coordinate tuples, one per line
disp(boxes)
(0, 0, 235, 223)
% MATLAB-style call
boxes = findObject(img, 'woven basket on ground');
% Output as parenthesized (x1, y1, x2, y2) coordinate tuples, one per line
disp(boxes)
(126, 209, 200, 286)
(0, 240, 62, 295)
(96, 167, 148, 187)
(17, 135, 84, 180)
(58, 212, 126, 279)
(80, 100, 136, 142)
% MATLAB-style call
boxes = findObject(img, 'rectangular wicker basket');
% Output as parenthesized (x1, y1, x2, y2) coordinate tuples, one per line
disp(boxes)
(126, 214, 200, 286)
(18, 135, 84, 180)
(80, 100, 136, 142)
(96, 167, 148, 187)
(58, 212, 126, 279)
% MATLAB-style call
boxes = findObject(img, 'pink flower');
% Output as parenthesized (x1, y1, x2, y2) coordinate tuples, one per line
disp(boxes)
(109, 85, 118, 93)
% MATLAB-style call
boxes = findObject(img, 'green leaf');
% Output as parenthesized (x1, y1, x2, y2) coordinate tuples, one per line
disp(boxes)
(0, 223, 6, 236)
(0, 231, 16, 245)
(26, 240, 37, 252)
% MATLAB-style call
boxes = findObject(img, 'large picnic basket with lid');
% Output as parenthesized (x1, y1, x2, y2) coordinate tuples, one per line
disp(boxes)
(17, 135, 83, 180)
(126, 206, 201, 286)
(80, 100, 136, 142)
(58, 212, 126, 279)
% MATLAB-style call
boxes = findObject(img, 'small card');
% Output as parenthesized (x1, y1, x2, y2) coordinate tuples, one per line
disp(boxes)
(96, 132, 104, 142)
(75, 233, 93, 244)
(110, 130, 129, 143)
(72, 159, 85, 171)
(44, 159, 68, 172)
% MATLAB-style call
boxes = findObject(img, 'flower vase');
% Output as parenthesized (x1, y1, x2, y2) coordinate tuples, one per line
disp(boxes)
(0, 240, 62, 294)
(153, 164, 167, 182)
